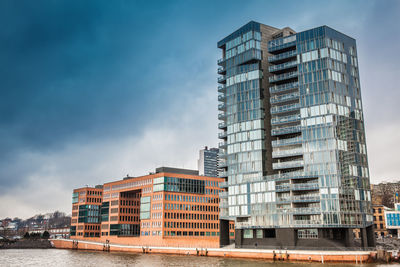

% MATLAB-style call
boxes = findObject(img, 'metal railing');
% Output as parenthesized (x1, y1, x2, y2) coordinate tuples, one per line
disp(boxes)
(272, 136, 302, 147)
(271, 125, 301, 136)
(271, 103, 300, 114)
(268, 50, 297, 62)
(270, 82, 298, 94)
(269, 71, 298, 83)
(273, 160, 304, 169)
(270, 91, 300, 104)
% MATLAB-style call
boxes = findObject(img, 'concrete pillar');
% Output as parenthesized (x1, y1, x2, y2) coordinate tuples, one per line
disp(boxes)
(344, 228, 354, 247)
(360, 227, 368, 248)
(235, 229, 243, 248)
(366, 225, 376, 247)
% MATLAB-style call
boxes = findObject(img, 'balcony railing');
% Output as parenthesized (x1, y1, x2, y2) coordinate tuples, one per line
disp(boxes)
(217, 57, 226, 65)
(218, 141, 227, 148)
(270, 103, 300, 114)
(269, 71, 298, 83)
(291, 183, 319, 191)
(268, 37, 296, 52)
(218, 113, 227, 120)
(275, 185, 290, 191)
(219, 160, 227, 168)
(218, 66, 226, 74)
(269, 60, 297, 72)
(218, 85, 226, 92)
(218, 131, 227, 138)
(293, 220, 321, 226)
(292, 207, 321, 214)
(272, 148, 303, 158)
(218, 75, 226, 83)
(273, 160, 304, 169)
(272, 136, 302, 147)
(292, 195, 320, 202)
(268, 50, 297, 63)
(269, 82, 299, 94)
(218, 122, 227, 129)
(218, 94, 226, 101)
(219, 181, 228, 188)
(219, 191, 228, 198)
(271, 114, 301, 125)
(271, 125, 301, 136)
(270, 92, 300, 104)
(218, 103, 226, 111)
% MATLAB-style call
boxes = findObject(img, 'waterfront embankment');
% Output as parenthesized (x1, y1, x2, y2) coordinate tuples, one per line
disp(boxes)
(0, 239, 53, 249)
(52, 238, 376, 263)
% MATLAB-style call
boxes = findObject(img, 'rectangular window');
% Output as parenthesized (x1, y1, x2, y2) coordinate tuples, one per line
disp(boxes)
(243, 229, 253, 239)
(256, 229, 263, 238)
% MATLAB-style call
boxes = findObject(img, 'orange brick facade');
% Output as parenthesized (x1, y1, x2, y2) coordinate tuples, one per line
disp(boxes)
(71, 170, 234, 247)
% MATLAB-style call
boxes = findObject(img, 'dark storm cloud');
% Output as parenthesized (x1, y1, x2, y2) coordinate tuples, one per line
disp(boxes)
(0, 1, 173, 190)
(1, 0, 399, 218)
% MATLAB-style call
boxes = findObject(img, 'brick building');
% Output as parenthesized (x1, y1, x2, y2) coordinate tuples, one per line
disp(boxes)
(70, 167, 234, 248)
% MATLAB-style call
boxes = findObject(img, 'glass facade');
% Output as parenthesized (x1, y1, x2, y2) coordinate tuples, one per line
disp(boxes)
(218, 23, 373, 233)
(153, 176, 205, 194)
(78, 204, 101, 223)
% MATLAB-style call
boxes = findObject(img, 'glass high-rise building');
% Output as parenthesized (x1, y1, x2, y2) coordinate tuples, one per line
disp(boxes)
(198, 146, 219, 177)
(218, 21, 374, 248)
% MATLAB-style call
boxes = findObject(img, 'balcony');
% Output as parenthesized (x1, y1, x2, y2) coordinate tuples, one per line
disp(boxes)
(270, 103, 300, 115)
(270, 82, 298, 94)
(217, 57, 226, 66)
(292, 207, 321, 215)
(218, 94, 226, 101)
(268, 50, 297, 63)
(218, 66, 226, 74)
(219, 202, 229, 209)
(269, 71, 298, 83)
(268, 60, 297, 73)
(219, 191, 228, 198)
(271, 125, 301, 136)
(292, 195, 320, 203)
(276, 197, 291, 203)
(218, 103, 226, 111)
(218, 131, 227, 139)
(218, 122, 227, 129)
(272, 147, 303, 158)
(268, 36, 296, 53)
(272, 136, 302, 147)
(273, 160, 304, 170)
(291, 183, 319, 191)
(218, 85, 226, 93)
(271, 114, 301, 125)
(270, 92, 299, 104)
(218, 75, 226, 84)
(218, 141, 227, 148)
(219, 181, 228, 188)
(293, 220, 321, 226)
(219, 160, 227, 168)
(218, 151, 227, 158)
(218, 113, 227, 120)
(275, 185, 290, 192)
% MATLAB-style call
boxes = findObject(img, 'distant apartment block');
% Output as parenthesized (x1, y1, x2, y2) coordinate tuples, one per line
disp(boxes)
(217, 21, 374, 248)
(70, 167, 234, 248)
(198, 146, 219, 177)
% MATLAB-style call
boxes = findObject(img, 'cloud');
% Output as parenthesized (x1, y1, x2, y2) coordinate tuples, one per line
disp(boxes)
(1, 0, 399, 218)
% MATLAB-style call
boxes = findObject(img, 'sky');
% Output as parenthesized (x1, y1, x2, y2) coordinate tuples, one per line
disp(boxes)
(0, 0, 399, 219)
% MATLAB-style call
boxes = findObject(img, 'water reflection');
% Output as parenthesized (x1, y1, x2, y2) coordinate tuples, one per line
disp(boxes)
(0, 249, 397, 267)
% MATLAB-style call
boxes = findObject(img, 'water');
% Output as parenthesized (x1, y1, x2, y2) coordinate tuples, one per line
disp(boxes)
(0, 249, 398, 267)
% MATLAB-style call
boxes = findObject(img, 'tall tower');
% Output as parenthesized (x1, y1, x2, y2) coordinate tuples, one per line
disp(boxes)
(218, 22, 374, 248)
(198, 146, 219, 177)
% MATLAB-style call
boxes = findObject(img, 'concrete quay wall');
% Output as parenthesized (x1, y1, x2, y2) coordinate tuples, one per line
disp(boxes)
(51, 239, 375, 263)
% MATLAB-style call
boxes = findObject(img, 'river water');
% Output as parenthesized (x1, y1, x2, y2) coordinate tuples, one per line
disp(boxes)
(0, 249, 399, 267)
